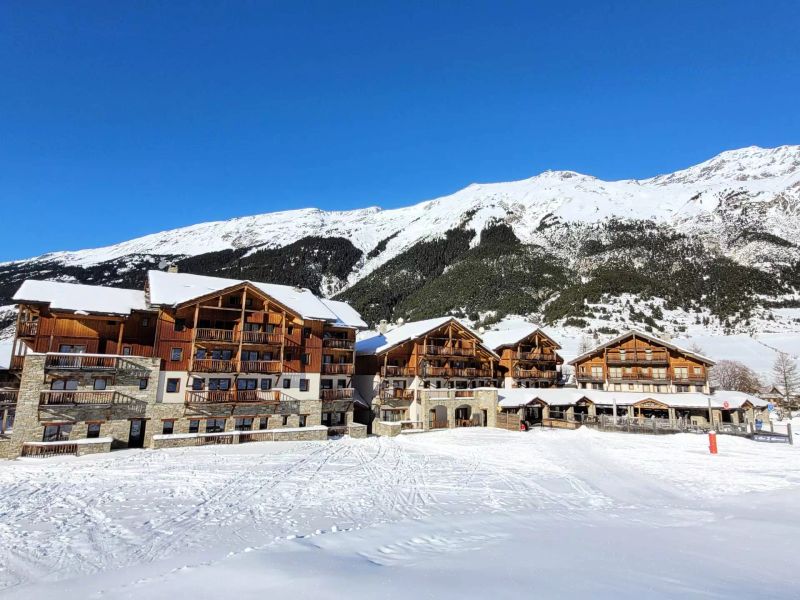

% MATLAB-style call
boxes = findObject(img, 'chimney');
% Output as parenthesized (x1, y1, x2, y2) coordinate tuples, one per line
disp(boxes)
(167, 264, 179, 273)
(378, 319, 389, 335)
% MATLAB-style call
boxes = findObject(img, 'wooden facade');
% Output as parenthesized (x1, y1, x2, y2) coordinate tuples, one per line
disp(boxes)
(493, 329, 563, 388)
(569, 331, 714, 393)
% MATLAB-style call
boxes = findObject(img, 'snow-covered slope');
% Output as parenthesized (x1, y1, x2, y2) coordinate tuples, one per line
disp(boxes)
(9, 145, 800, 279)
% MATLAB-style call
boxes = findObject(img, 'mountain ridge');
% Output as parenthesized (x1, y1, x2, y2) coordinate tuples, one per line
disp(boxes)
(2, 144, 800, 337)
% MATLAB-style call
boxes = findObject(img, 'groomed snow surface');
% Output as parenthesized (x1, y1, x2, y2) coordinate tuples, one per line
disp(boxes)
(1, 428, 799, 599)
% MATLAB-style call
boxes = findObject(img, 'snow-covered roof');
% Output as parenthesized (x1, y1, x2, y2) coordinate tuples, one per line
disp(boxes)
(13, 280, 149, 316)
(568, 329, 715, 366)
(319, 298, 368, 329)
(481, 324, 561, 350)
(498, 387, 767, 409)
(356, 317, 499, 358)
(146, 271, 364, 327)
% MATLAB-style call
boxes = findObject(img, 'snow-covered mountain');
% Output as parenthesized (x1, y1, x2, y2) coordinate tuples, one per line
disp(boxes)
(2, 145, 800, 336)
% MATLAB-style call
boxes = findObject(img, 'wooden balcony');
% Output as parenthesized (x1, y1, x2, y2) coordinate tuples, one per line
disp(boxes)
(576, 372, 604, 382)
(44, 353, 146, 373)
(39, 390, 133, 406)
(422, 366, 493, 378)
(9, 356, 25, 371)
(381, 388, 414, 400)
(239, 360, 282, 374)
(321, 363, 354, 375)
(381, 365, 416, 377)
(606, 350, 669, 365)
(195, 328, 236, 343)
(322, 338, 354, 350)
(241, 330, 284, 345)
(320, 388, 354, 401)
(514, 369, 558, 381)
(192, 359, 237, 372)
(419, 344, 476, 357)
(516, 350, 557, 362)
(608, 371, 670, 383)
(419, 389, 477, 401)
(0, 390, 18, 406)
(185, 389, 296, 405)
(672, 373, 707, 383)
(17, 321, 38, 337)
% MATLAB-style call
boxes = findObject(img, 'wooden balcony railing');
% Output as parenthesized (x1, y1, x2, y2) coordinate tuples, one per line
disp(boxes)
(672, 373, 707, 383)
(185, 389, 299, 407)
(44, 353, 146, 372)
(576, 372, 604, 382)
(195, 328, 236, 343)
(514, 369, 558, 381)
(21, 442, 78, 458)
(39, 390, 132, 406)
(322, 338, 354, 350)
(239, 360, 282, 374)
(0, 390, 19, 405)
(423, 367, 493, 378)
(17, 321, 38, 337)
(10, 355, 25, 371)
(381, 365, 416, 377)
(241, 330, 284, 344)
(192, 359, 237, 372)
(381, 388, 414, 400)
(516, 351, 557, 362)
(606, 350, 669, 364)
(418, 389, 477, 401)
(321, 363, 354, 375)
(320, 388, 354, 401)
(607, 371, 670, 382)
(419, 344, 476, 357)
(429, 420, 448, 430)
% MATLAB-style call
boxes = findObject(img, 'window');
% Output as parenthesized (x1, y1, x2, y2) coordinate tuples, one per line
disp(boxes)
(242, 350, 259, 361)
(122, 346, 132, 356)
(188, 419, 200, 434)
(283, 378, 291, 389)
(138, 378, 148, 390)
(51, 379, 78, 391)
(287, 326, 294, 336)
(43, 423, 72, 442)
(298, 415, 307, 428)
(259, 417, 268, 430)
(322, 354, 333, 364)
(693, 366, 703, 375)
(142, 317, 150, 327)
(694, 385, 704, 392)
(87, 423, 101, 439)
(260, 379, 272, 391)
(299, 379, 309, 392)
(191, 378, 205, 391)
(59, 344, 86, 353)
(171, 348, 183, 361)
(166, 378, 180, 393)
(337, 379, 347, 389)
(676, 385, 689, 393)
(282, 415, 290, 426)
(591, 366, 603, 379)
(321, 379, 333, 390)
(195, 348, 207, 359)
(205, 418, 226, 433)
(93, 378, 107, 391)
(162, 420, 175, 435)
(208, 378, 231, 391)
(303, 327, 311, 339)
(237, 378, 257, 390)
(174, 319, 186, 332)
(302, 353, 311, 365)
(235, 417, 253, 431)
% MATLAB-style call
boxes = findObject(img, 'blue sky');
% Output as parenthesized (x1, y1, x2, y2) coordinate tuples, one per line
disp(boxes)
(1, 1, 799, 261)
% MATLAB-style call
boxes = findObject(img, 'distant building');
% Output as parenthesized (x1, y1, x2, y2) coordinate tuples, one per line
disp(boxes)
(569, 330, 714, 394)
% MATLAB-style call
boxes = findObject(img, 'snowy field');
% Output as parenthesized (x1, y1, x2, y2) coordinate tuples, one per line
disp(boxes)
(1, 428, 799, 599)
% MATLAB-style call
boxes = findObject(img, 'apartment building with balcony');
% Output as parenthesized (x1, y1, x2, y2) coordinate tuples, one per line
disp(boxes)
(569, 330, 715, 394)
(0, 271, 367, 459)
(354, 317, 499, 434)
(480, 324, 564, 389)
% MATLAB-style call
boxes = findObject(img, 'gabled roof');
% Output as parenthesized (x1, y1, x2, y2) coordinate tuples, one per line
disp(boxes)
(567, 329, 715, 366)
(481, 324, 561, 351)
(146, 271, 365, 327)
(13, 280, 150, 316)
(356, 316, 500, 359)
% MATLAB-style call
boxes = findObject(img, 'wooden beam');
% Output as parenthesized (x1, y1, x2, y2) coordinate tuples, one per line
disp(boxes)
(47, 314, 57, 353)
(189, 303, 200, 373)
(116, 321, 125, 353)
(237, 288, 247, 371)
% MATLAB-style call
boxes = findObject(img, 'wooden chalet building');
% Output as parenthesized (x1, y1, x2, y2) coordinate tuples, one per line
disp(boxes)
(354, 317, 499, 434)
(569, 330, 715, 394)
(0, 271, 368, 459)
(480, 324, 564, 389)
